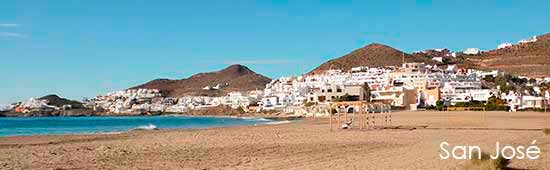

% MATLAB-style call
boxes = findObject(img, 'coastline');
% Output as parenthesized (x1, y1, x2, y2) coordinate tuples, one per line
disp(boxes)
(0, 114, 301, 137)
(0, 104, 303, 120)
(1, 111, 549, 169)
(0, 110, 300, 119)
(0, 117, 292, 146)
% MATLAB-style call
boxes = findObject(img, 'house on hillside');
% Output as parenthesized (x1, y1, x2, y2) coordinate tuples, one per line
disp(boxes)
(306, 84, 368, 103)
(441, 81, 492, 105)
(518, 36, 538, 44)
(371, 85, 417, 109)
(497, 43, 513, 49)
(432, 57, 443, 63)
(463, 48, 481, 55)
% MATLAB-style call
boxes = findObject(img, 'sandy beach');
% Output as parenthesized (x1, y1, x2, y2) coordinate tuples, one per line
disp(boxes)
(1, 111, 550, 170)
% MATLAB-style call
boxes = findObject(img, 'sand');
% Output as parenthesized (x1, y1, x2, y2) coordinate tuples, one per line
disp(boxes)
(1, 111, 549, 170)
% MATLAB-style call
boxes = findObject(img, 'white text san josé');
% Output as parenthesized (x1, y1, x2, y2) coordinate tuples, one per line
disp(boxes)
(439, 140, 541, 160)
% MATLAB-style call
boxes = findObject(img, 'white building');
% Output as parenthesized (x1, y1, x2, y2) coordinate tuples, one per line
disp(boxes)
(518, 36, 538, 44)
(519, 96, 544, 110)
(463, 48, 481, 55)
(441, 81, 491, 105)
(306, 84, 368, 103)
(224, 92, 255, 109)
(432, 57, 443, 63)
(497, 43, 513, 49)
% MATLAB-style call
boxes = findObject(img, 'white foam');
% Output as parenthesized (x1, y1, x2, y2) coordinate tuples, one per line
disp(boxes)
(133, 123, 158, 130)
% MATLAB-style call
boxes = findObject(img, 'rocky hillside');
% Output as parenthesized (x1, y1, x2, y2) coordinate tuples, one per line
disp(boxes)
(309, 33, 550, 78)
(465, 33, 550, 78)
(131, 64, 272, 97)
(38, 95, 84, 109)
(308, 43, 434, 74)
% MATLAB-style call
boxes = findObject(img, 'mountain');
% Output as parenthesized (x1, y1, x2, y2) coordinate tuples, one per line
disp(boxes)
(131, 64, 272, 97)
(38, 95, 84, 109)
(308, 43, 434, 74)
(465, 33, 550, 78)
(309, 33, 550, 78)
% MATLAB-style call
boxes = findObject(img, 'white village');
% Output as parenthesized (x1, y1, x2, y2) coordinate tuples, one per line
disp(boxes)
(4, 35, 550, 115)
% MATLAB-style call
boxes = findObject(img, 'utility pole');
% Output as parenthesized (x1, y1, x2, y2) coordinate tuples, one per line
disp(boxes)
(545, 98, 548, 112)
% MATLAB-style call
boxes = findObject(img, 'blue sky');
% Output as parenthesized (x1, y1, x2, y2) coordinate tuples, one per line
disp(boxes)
(1, 0, 550, 105)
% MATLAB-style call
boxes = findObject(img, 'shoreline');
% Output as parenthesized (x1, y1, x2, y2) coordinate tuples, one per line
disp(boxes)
(0, 110, 303, 119)
(0, 118, 295, 147)
(0, 115, 299, 138)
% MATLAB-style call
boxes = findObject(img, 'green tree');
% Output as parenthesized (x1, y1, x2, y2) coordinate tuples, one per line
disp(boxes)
(495, 75, 517, 94)
(495, 75, 507, 87)
(483, 75, 495, 83)
(334, 93, 354, 102)
(520, 85, 534, 95)
(236, 106, 246, 114)
(304, 102, 316, 107)
(529, 78, 537, 84)
(486, 96, 507, 111)
(436, 100, 444, 111)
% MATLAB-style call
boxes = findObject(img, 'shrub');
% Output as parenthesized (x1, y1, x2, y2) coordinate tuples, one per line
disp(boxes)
(466, 151, 509, 170)
(486, 105, 508, 111)
(486, 97, 508, 111)
(236, 106, 246, 114)
(334, 93, 356, 102)
(493, 154, 510, 170)
(304, 102, 316, 107)
(454, 102, 469, 107)
(425, 105, 436, 110)
(436, 100, 444, 111)
(483, 75, 495, 83)
(453, 101, 485, 108)
(470, 151, 491, 164)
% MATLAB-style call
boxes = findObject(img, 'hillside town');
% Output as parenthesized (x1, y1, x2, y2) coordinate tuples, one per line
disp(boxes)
(93, 62, 550, 115)
(4, 34, 550, 116)
(7, 61, 549, 117)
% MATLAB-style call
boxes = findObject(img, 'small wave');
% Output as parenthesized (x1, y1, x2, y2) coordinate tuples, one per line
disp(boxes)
(160, 114, 189, 117)
(238, 117, 272, 122)
(133, 123, 159, 131)
(252, 118, 272, 122)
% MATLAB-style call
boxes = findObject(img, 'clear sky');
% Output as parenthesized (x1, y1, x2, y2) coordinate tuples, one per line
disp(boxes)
(1, 0, 549, 106)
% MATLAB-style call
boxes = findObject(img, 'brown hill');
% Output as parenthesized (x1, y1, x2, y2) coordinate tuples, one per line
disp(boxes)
(309, 43, 434, 74)
(310, 33, 550, 78)
(38, 95, 84, 109)
(465, 33, 550, 78)
(131, 64, 272, 97)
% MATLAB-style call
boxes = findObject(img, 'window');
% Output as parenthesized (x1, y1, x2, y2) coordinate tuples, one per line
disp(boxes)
(336, 89, 342, 92)
(327, 89, 333, 92)
(321, 89, 325, 93)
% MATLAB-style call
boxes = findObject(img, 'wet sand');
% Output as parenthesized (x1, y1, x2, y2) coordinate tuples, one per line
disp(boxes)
(1, 111, 549, 170)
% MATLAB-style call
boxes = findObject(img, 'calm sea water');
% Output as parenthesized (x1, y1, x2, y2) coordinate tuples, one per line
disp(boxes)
(0, 116, 274, 137)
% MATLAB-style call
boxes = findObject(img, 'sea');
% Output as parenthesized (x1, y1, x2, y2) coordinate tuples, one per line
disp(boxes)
(0, 116, 275, 137)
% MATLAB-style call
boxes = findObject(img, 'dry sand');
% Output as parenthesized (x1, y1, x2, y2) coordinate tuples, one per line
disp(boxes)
(1, 111, 549, 170)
